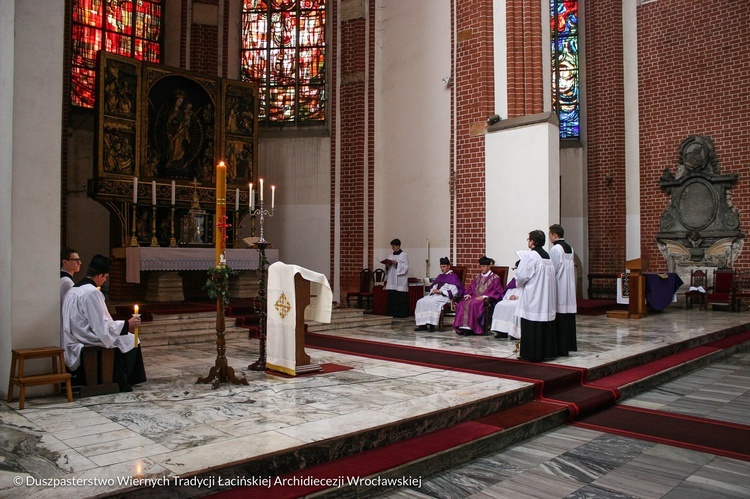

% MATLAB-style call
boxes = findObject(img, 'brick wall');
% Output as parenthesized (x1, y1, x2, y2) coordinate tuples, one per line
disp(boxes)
(506, 0, 544, 117)
(637, 0, 750, 271)
(335, 3, 373, 299)
(584, 0, 628, 276)
(453, 0, 495, 275)
(189, 0, 220, 75)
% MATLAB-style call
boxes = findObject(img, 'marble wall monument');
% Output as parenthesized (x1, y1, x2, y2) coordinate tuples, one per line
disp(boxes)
(656, 135, 744, 282)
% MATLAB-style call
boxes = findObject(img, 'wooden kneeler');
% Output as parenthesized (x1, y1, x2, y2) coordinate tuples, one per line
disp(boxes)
(79, 347, 120, 397)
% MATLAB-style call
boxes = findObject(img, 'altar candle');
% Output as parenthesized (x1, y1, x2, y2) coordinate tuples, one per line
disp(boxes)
(271, 185, 275, 209)
(152, 181, 157, 205)
(235, 188, 240, 211)
(133, 177, 138, 204)
(171, 181, 176, 205)
(249, 183, 254, 211)
(134, 304, 139, 315)
(215, 162, 227, 266)
(259, 178, 264, 201)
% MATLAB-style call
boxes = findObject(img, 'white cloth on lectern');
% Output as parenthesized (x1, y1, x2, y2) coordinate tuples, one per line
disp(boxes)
(267, 262, 332, 372)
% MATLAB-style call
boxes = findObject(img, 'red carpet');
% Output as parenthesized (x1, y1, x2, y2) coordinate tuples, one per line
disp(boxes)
(208, 421, 501, 499)
(574, 405, 750, 462)
(305, 333, 618, 418)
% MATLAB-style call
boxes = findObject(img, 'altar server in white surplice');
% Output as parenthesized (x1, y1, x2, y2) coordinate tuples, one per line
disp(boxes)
(491, 278, 522, 340)
(549, 224, 577, 355)
(266, 262, 332, 375)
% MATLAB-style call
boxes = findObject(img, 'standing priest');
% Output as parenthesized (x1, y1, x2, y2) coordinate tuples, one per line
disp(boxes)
(549, 224, 578, 355)
(515, 231, 557, 362)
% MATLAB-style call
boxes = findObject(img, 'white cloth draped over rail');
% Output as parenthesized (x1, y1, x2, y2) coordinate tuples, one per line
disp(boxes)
(266, 262, 332, 375)
(125, 247, 279, 283)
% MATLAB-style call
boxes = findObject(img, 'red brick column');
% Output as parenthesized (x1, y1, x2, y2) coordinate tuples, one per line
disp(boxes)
(506, 0, 544, 117)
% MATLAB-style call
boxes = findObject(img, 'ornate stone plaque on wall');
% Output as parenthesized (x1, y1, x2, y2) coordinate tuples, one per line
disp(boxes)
(656, 135, 744, 273)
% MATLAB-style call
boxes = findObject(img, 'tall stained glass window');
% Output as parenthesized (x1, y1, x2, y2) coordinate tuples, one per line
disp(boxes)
(241, 0, 326, 126)
(550, 0, 579, 139)
(71, 0, 163, 108)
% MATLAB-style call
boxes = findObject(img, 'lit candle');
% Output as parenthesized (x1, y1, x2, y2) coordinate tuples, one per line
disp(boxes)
(215, 162, 227, 266)
(152, 181, 156, 205)
(133, 177, 138, 204)
(259, 178, 264, 201)
(271, 185, 275, 209)
(134, 304, 139, 315)
(171, 181, 176, 206)
(235, 188, 240, 212)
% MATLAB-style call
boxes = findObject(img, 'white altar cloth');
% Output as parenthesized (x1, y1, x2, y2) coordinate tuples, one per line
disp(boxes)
(125, 247, 279, 283)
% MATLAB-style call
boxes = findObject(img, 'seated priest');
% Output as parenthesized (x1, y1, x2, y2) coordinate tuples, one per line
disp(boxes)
(414, 257, 464, 332)
(453, 256, 504, 336)
(490, 277, 522, 340)
(62, 255, 147, 392)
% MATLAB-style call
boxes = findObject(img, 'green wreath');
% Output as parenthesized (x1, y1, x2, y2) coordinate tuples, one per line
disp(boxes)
(204, 265, 238, 305)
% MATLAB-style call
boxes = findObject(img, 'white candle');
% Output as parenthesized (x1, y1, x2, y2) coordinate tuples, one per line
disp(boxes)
(271, 185, 275, 209)
(259, 178, 264, 201)
(152, 181, 156, 205)
(235, 188, 240, 211)
(133, 177, 138, 204)
(171, 181, 176, 205)
(249, 183, 254, 210)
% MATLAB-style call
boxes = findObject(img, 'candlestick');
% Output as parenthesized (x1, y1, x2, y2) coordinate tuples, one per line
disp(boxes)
(271, 185, 275, 209)
(260, 178, 264, 201)
(170, 206, 177, 247)
(171, 181, 176, 205)
(130, 203, 139, 247)
(152, 181, 157, 205)
(215, 162, 227, 266)
(133, 177, 138, 204)
(150, 205, 158, 247)
(132, 310, 141, 348)
(235, 188, 240, 212)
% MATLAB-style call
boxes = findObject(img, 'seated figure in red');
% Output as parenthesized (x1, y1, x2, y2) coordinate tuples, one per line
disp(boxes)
(453, 256, 504, 336)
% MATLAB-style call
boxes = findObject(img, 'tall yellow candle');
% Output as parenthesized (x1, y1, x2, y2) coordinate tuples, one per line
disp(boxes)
(215, 162, 227, 266)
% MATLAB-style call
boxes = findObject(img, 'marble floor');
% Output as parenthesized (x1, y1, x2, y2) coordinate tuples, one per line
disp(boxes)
(1, 305, 749, 498)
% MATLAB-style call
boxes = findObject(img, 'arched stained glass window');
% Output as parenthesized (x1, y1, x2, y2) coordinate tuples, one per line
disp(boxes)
(550, 0, 579, 139)
(71, 0, 163, 108)
(241, 0, 326, 127)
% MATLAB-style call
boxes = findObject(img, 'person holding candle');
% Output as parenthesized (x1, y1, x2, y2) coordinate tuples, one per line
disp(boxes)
(61, 255, 147, 392)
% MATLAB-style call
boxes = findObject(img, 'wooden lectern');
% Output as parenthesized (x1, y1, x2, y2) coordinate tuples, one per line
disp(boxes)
(607, 257, 649, 319)
(266, 263, 332, 376)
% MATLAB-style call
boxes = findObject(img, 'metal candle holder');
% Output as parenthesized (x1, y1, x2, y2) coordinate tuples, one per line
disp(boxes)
(150, 205, 159, 247)
(130, 203, 139, 247)
(169, 206, 177, 247)
(248, 197, 274, 371)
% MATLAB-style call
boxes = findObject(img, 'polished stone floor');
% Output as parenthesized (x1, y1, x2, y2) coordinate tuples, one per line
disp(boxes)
(1, 305, 749, 498)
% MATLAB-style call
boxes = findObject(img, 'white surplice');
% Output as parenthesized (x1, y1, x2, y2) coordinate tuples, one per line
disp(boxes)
(384, 251, 409, 292)
(550, 241, 577, 313)
(61, 283, 136, 370)
(514, 250, 556, 322)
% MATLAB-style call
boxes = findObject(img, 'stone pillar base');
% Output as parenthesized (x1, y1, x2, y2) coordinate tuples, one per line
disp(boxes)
(230, 271, 260, 299)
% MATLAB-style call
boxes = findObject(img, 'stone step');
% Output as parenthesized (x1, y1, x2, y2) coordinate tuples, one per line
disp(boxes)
(138, 325, 249, 347)
(307, 315, 393, 332)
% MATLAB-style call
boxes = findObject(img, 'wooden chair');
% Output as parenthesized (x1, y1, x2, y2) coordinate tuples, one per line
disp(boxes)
(346, 268, 373, 309)
(372, 268, 386, 286)
(733, 270, 750, 312)
(706, 268, 735, 311)
(685, 269, 708, 310)
(438, 266, 466, 331)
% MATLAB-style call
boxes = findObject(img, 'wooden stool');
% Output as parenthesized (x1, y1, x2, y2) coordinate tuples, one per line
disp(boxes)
(7, 347, 73, 410)
(79, 347, 120, 398)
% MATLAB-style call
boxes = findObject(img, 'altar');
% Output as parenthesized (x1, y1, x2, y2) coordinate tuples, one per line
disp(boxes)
(125, 247, 279, 301)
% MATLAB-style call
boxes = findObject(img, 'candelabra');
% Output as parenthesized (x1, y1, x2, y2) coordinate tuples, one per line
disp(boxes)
(248, 198, 274, 371)
(169, 206, 178, 247)
(130, 203, 139, 247)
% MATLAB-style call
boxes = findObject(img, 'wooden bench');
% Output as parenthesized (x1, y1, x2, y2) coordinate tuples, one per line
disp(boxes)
(79, 347, 120, 398)
(7, 347, 73, 410)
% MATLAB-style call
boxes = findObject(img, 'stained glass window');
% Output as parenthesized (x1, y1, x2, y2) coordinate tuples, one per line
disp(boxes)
(241, 0, 326, 126)
(550, 0, 579, 139)
(71, 0, 163, 108)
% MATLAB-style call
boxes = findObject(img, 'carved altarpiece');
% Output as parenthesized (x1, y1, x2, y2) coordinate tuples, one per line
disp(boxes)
(89, 52, 259, 249)
(656, 135, 744, 285)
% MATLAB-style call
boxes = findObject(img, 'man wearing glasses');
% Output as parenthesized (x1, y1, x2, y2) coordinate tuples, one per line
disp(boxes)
(60, 248, 82, 303)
